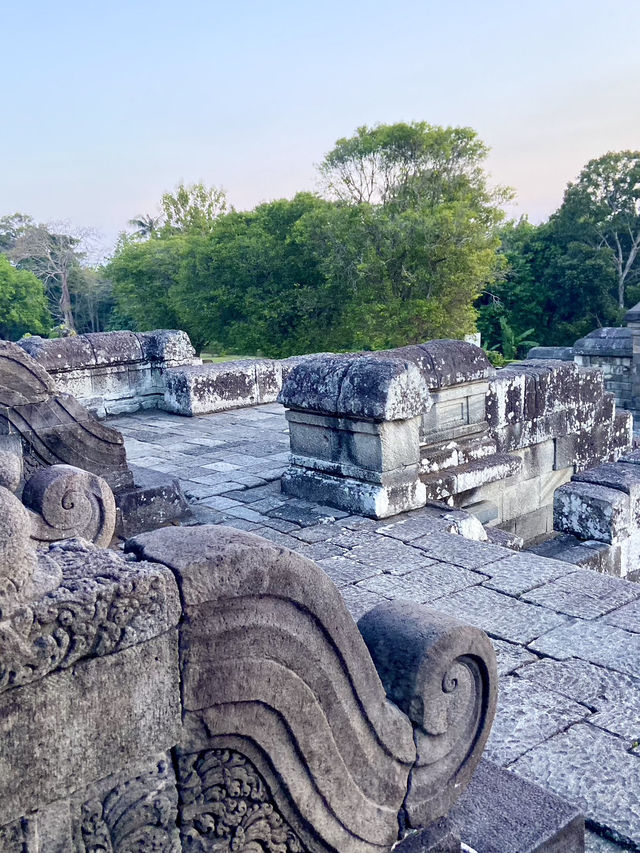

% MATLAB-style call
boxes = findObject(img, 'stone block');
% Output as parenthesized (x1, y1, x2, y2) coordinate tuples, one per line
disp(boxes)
(286, 409, 421, 474)
(527, 346, 575, 361)
(395, 821, 461, 852)
(554, 481, 631, 544)
(515, 438, 556, 480)
(449, 759, 584, 852)
(511, 724, 640, 849)
(0, 632, 181, 826)
(279, 353, 431, 421)
(574, 461, 640, 526)
(162, 361, 260, 415)
(116, 464, 190, 536)
(539, 467, 574, 508)
(281, 465, 426, 518)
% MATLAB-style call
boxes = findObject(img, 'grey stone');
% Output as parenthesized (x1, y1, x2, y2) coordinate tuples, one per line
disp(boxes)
(511, 724, 640, 849)
(129, 524, 418, 852)
(411, 531, 514, 570)
(358, 600, 497, 827)
(527, 346, 576, 361)
(358, 561, 484, 603)
(574, 461, 640, 524)
(430, 585, 570, 644)
(529, 620, 640, 677)
(348, 537, 438, 574)
(0, 486, 38, 619)
(491, 639, 538, 676)
(574, 327, 633, 357)
(279, 353, 431, 420)
(554, 481, 631, 544)
(396, 821, 461, 852)
(484, 676, 590, 766)
(449, 759, 585, 853)
(600, 597, 640, 632)
(316, 554, 382, 586)
(483, 552, 575, 596)
(0, 632, 181, 826)
(522, 569, 640, 618)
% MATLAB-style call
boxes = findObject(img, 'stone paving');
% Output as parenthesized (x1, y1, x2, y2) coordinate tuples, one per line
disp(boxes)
(109, 402, 640, 852)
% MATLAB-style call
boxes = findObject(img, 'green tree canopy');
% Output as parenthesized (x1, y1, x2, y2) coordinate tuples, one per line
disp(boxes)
(0, 255, 51, 340)
(556, 151, 640, 308)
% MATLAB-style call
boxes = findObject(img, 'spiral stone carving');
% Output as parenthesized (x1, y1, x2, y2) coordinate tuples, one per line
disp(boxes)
(357, 600, 497, 828)
(22, 465, 117, 548)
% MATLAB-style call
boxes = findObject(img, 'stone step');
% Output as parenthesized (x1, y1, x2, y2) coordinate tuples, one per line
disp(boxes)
(448, 759, 584, 852)
(420, 430, 498, 475)
(420, 453, 522, 502)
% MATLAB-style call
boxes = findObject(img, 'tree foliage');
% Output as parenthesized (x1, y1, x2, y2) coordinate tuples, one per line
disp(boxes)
(110, 126, 506, 356)
(0, 255, 51, 340)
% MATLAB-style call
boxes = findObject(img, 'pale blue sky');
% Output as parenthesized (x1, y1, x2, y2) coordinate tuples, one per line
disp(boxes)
(2, 0, 639, 251)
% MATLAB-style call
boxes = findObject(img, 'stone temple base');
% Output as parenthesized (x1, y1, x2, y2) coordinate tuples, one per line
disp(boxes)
(281, 465, 427, 519)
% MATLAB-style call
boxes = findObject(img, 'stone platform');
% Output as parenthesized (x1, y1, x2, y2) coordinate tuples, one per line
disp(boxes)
(109, 403, 640, 852)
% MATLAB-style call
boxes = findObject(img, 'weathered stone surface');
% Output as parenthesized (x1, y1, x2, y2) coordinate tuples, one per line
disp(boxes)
(22, 464, 116, 547)
(0, 539, 181, 693)
(411, 531, 513, 570)
(357, 562, 484, 603)
(358, 601, 497, 827)
(136, 328, 197, 364)
(484, 677, 590, 766)
(515, 656, 640, 707)
(491, 639, 537, 675)
(116, 463, 190, 537)
(529, 619, 640, 677)
(482, 552, 574, 596)
(390, 339, 495, 389)
(128, 524, 417, 853)
(521, 568, 640, 618)
(600, 596, 640, 633)
(573, 327, 633, 357)
(527, 345, 576, 361)
(554, 481, 631, 544)
(0, 631, 181, 826)
(176, 746, 304, 853)
(511, 724, 640, 849)
(0, 485, 38, 619)
(449, 759, 585, 853)
(430, 585, 569, 644)
(396, 820, 461, 852)
(279, 353, 431, 420)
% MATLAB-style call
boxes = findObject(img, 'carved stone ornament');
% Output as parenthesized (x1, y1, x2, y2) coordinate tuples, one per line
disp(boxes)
(22, 464, 116, 548)
(177, 748, 304, 853)
(73, 754, 181, 853)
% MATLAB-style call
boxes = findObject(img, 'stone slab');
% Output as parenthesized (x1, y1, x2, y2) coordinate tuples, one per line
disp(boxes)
(511, 724, 640, 849)
(485, 676, 590, 766)
(529, 620, 640, 677)
(411, 531, 513, 570)
(483, 552, 575, 596)
(449, 759, 584, 853)
(428, 585, 570, 644)
(554, 481, 631, 545)
(0, 631, 181, 826)
(600, 597, 640, 633)
(357, 561, 485, 603)
(522, 569, 640, 619)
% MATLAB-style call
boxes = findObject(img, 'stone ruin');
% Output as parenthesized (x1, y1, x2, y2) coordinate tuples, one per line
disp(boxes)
(278, 340, 636, 571)
(0, 338, 188, 538)
(0, 327, 600, 851)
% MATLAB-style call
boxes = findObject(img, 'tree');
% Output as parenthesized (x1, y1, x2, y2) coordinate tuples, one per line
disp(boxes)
(0, 213, 34, 254)
(0, 255, 51, 340)
(318, 122, 502, 208)
(161, 182, 227, 234)
(128, 214, 163, 240)
(10, 224, 84, 331)
(559, 151, 640, 308)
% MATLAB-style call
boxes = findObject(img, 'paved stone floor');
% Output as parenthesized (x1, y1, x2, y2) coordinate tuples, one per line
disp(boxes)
(110, 403, 640, 852)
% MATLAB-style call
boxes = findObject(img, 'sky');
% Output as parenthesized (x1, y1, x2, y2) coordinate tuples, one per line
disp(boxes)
(2, 0, 639, 254)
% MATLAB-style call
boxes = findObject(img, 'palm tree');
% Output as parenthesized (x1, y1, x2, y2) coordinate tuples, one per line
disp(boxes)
(128, 214, 163, 240)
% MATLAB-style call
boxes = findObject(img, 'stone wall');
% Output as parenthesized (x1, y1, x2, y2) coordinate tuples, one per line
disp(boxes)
(279, 341, 632, 542)
(0, 524, 500, 852)
(19, 330, 201, 418)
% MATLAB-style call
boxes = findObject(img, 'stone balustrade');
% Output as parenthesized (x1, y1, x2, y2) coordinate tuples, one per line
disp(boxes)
(19, 329, 201, 418)
(279, 341, 632, 542)
(0, 523, 500, 852)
